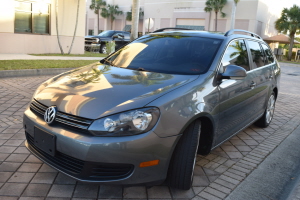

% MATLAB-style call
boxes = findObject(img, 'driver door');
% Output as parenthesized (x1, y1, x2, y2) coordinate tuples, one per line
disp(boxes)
(216, 39, 258, 144)
(113, 32, 125, 50)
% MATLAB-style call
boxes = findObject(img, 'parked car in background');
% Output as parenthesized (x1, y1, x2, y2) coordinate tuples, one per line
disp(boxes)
(85, 30, 131, 54)
(24, 28, 280, 190)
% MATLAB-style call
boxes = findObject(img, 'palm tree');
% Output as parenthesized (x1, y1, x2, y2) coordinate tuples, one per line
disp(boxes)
(275, 5, 300, 61)
(204, 0, 227, 32)
(55, 0, 64, 54)
(101, 4, 123, 30)
(204, 1, 213, 31)
(130, 0, 141, 41)
(230, 0, 240, 30)
(68, 0, 80, 54)
(229, 40, 249, 66)
(90, 0, 106, 35)
(126, 7, 144, 21)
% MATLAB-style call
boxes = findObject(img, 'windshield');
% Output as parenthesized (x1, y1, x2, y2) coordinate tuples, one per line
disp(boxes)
(105, 34, 222, 75)
(98, 30, 115, 37)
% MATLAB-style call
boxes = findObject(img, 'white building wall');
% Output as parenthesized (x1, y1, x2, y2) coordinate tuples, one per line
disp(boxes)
(0, 0, 86, 54)
(85, 0, 299, 38)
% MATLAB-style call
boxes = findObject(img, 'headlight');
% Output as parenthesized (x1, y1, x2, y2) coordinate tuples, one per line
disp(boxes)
(94, 38, 99, 43)
(88, 107, 160, 136)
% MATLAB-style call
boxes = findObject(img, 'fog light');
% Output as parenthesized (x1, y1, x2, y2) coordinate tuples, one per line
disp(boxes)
(139, 160, 160, 167)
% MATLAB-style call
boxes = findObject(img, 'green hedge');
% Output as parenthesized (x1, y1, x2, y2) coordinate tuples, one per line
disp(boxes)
(285, 50, 296, 59)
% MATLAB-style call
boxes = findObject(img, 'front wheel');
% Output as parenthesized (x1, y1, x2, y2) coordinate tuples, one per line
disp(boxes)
(167, 120, 201, 190)
(255, 92, 276, 128)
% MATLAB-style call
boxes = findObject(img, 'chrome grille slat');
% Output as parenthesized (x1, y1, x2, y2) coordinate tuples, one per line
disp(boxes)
(32, 101, 47, 111)
(55, 118, 89, 129)
(30, 99, 93, 132)
(30, 104, 45, 115)
(56, 113, 92, 125)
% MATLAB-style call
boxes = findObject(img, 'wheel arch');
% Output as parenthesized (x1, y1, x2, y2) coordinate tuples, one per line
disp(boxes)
(178, 113, 215, 155)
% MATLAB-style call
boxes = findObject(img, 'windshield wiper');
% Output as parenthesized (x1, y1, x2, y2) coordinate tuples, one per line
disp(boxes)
(126, 67, 152, 72)
(101, 59, 116, 67)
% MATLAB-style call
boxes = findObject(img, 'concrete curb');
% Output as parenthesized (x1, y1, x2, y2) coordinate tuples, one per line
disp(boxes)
(0, 68, 75, 78)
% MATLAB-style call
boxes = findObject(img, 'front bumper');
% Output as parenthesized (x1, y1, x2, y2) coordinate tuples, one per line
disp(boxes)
(23, 108, 180, 185)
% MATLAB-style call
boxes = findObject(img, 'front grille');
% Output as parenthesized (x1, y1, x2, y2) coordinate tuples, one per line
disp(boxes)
(25, 132, 134, 181)
(85, 38, 98, 45)
(26, 132, 84, 174)
(30, 99, 93, 130)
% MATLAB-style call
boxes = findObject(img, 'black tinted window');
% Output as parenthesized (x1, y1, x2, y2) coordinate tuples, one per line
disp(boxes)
(261, 43, 274, 64)
(221, 40, 250, 72)
(105, 35, 222, 75)
(247, 40, 265, 68)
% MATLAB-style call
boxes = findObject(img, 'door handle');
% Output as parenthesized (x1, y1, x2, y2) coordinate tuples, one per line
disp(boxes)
(250, 81, 256, 88)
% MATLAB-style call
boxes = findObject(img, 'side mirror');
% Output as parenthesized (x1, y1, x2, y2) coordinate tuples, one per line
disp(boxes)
(221, 65, 247, 80)
(113, 34, 124, 39)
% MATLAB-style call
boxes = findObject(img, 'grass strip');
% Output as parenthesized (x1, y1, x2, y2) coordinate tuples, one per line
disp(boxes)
(0, 60, 99, 71)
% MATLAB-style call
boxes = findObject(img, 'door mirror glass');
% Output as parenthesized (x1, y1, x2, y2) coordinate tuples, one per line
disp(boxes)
(221, 65, 247, 80)
(113, 34, 124, 39)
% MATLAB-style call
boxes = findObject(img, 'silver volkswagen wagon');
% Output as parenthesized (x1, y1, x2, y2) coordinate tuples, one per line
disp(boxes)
(23, 29, 280, 190)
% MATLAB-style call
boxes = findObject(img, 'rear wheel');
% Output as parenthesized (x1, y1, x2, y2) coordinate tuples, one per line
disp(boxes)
(167, 120, 201, 190)
(255, 92, 276, 128)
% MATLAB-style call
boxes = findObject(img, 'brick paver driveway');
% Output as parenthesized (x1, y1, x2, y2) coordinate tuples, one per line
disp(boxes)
(0, 63, 299, 200)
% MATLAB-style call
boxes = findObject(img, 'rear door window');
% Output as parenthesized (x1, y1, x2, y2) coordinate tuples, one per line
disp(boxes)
(261, 43, 275, 64)
(247, 40, 265, 69)
(221, 39, 250, 72)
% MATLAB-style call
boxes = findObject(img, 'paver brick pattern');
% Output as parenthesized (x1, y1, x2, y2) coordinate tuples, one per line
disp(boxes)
(0, 64, 299, 199)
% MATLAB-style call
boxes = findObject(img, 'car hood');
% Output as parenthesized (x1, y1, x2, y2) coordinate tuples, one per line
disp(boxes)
(35, 63, 198, 119)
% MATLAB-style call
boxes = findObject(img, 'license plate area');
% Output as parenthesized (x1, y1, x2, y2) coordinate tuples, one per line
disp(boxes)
(34, 127, 56, 156)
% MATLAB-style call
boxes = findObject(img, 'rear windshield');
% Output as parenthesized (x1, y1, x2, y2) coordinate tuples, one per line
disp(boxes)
(105, 34, 222, 75)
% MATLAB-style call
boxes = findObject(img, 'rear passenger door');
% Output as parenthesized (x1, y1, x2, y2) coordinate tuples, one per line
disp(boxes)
(216, 39, 259, 144)
(245, 40, 273, 117)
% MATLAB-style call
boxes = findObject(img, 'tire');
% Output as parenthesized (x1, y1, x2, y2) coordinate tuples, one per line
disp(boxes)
(167, 120, 201, 190)
(100, 44, 107, 54)
(255, 92, 276, 128)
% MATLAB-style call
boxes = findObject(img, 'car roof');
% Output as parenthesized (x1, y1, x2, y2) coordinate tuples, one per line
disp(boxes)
(148, 29, 264, 43)
(149, 31, 226, 40)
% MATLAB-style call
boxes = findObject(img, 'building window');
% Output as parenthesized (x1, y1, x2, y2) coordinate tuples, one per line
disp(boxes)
(14, 1, 50, 34)
(88, 29, 94, 35)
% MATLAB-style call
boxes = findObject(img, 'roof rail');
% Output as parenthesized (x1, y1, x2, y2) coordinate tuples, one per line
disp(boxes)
(152, 27, 193, 33)
(224, 29, 262, 40)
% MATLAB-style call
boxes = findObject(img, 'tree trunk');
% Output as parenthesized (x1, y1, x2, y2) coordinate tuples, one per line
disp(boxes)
(68, 0, 80, 54)
(230, 2, 237, 30)
(97, 10, 99, 34)
(215, 12, 218, 32)
(131, 0, 140, 41)
(111, 17, 113, 29)
(288, 33, 295, 61)
(208, 12, 211, 31)
(55, 0, 64, 54)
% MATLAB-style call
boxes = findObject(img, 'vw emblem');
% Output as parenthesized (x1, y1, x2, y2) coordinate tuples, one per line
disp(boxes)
(44, 106, 57, 124)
